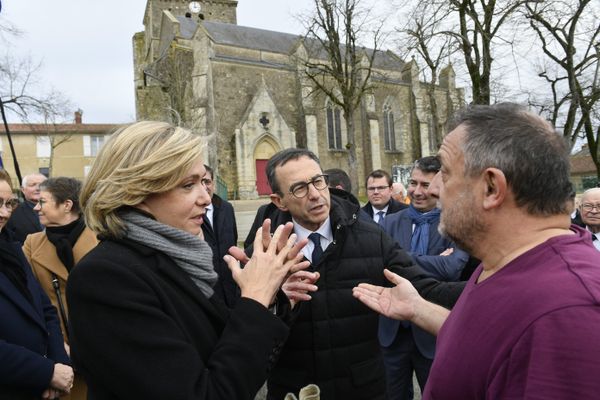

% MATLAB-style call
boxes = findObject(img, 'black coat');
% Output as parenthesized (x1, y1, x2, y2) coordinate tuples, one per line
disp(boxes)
(66, 237, 288, 400)
(0, 230, 69, 399)
(5, 201, 43, 245)
(360, 197, 408, 221)
(252, 189, 464, 400)
(202, 194, 239, 307)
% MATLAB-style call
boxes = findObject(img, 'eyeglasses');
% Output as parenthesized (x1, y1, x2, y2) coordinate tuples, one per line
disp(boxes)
(582, 203, 600, 212)
(288, 174, 329, 199)
(367, 185, 391, 193)
(37, 198, 50, 208)
(201, 178, 213, 187)
(0, 198, 19, 210)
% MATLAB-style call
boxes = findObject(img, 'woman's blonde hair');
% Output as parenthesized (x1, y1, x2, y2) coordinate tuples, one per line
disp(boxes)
(80, 121, 205, 238)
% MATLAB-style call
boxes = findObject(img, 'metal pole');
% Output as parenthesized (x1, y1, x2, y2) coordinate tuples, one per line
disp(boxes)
(0, 97, 23, 184)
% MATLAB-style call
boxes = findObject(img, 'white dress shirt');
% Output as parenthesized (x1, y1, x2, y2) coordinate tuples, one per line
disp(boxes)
(292, 217, 333, 263)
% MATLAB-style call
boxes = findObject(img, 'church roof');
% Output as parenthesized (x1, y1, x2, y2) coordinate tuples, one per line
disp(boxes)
(175, 17, 404, 70)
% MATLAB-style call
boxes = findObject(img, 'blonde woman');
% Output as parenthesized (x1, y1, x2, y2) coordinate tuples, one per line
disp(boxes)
(66, 121, 309, 399)
(23, 177, 97, 400)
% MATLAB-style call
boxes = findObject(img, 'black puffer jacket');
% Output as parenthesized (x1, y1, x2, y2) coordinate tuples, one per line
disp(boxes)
(260, 189, 464, 400)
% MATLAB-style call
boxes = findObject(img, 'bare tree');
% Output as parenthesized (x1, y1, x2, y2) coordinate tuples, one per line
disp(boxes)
(298, 0, 384, 194)
(525, 0, 600, 179)
(395, 0, 460, 149)
(447, 0, 528, 105)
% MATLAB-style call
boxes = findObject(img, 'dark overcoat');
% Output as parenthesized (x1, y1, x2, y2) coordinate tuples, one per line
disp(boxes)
(66, 237, 288, 400)
(0, 231, 69, 399)
(202, 194, 239, 307)
(249, 190, 464, 400)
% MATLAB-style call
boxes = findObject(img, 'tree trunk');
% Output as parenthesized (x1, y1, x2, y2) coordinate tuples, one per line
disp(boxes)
(345, 109, 359, 196)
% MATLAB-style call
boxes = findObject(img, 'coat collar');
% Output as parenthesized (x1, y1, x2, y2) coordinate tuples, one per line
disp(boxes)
(26, 229, 97, 281)
(110, 237, 227, 324)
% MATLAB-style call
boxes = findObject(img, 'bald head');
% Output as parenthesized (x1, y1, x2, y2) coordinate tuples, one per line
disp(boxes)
(21, 173, 47, 202)
(580, 188, 600, 233)
(391, 182, 406, 203)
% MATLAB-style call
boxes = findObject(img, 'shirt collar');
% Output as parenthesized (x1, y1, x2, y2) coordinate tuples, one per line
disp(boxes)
(292, 217, 333, 242)
(371, 204, 389, 217)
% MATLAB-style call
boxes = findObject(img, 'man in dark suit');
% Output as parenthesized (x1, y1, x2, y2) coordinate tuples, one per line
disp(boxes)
(379, 156, 468, 400)
(362, 169, 407, 225)
(6, 173, 46, 244)
(239, 149, 464, 400)
(201, 165, 239, 307)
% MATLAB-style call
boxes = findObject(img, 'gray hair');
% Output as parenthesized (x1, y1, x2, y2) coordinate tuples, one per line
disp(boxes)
(448, 103, 572, 216)
(21, 173, 46, 188)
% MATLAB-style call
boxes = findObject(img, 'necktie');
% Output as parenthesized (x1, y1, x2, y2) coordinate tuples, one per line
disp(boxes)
(202, 215, 213, 233)
(593, 234, 598, 242)
(377, 211, 385, 226)
(308, 232, 323, 265)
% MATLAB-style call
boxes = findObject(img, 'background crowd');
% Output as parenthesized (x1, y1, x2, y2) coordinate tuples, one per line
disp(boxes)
(0, 103, 598, 400)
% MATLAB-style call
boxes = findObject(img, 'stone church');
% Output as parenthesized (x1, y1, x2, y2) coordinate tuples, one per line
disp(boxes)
(133, 0, 464, 198)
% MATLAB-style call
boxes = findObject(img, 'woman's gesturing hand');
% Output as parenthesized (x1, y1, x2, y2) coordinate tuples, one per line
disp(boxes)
(225, 220, 310, 307)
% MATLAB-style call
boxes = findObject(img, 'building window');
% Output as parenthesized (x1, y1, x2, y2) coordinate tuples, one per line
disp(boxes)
(327, 103, 343, 150)
(83, 135, 105, 157)
(38, 167, 49, 177)
(383, 104, 396, 151)
(36, 136, 51, 158)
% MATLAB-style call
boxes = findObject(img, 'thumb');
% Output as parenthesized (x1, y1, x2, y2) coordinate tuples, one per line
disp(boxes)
(224, 255, 242, 277)
(383, 268, 402, 285)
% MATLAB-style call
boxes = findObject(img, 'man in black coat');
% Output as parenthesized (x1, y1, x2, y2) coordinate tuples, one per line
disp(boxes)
(6, 173, 46, 244)
(362, 169, 407, 225)
(247, 149, 464, 400)
(201, 165, 239, 307)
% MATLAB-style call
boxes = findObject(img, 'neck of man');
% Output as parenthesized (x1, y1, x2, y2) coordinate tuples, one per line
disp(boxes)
(476, 212, 572, 283)
(587, 224, 600, 234)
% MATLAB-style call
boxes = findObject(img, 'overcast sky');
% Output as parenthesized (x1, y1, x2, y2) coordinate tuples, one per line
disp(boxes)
(0, 0, 318, 123)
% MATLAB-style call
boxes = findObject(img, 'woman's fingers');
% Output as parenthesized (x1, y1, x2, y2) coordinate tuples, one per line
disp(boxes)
(223, 255, 242, 283)
(228, 246, 250, 264)
(260, 219, 272, 250)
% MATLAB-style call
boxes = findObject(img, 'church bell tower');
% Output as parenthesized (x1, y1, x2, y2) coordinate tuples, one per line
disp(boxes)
(144, 0, 238, 29)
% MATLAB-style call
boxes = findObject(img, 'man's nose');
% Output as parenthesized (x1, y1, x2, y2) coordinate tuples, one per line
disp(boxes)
(428, 172, 442, 199)
(307, 182, 321, 199)
(196, 184, 211, 206)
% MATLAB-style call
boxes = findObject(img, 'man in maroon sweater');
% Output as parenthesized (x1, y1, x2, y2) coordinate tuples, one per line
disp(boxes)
(353, 103, 600, 399)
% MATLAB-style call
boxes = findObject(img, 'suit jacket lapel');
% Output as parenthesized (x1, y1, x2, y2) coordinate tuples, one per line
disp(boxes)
(29, 235, 69, 281)
(399, 213, 413, 250)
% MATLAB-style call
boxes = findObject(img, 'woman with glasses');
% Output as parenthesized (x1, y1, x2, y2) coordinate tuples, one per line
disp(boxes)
(0, 169, 74, 399)
(23, 177, 97, 400)
(65, 121, 309, 399)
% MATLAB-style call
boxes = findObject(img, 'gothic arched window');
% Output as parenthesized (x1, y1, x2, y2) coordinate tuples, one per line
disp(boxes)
(326, 101, 343, 150)
(383, 103, 396, 151)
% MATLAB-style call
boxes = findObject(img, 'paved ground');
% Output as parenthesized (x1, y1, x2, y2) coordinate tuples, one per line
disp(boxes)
(230, 198, 271, 244)
(231, 199, 423, 400)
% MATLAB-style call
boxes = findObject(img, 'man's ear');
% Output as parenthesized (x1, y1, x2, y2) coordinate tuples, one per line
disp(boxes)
(270, 193, 288, 211)
(482, 168, 507, 210)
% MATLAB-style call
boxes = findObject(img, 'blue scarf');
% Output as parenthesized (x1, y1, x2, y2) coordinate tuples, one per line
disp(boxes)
(407, 204, 441, 255)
